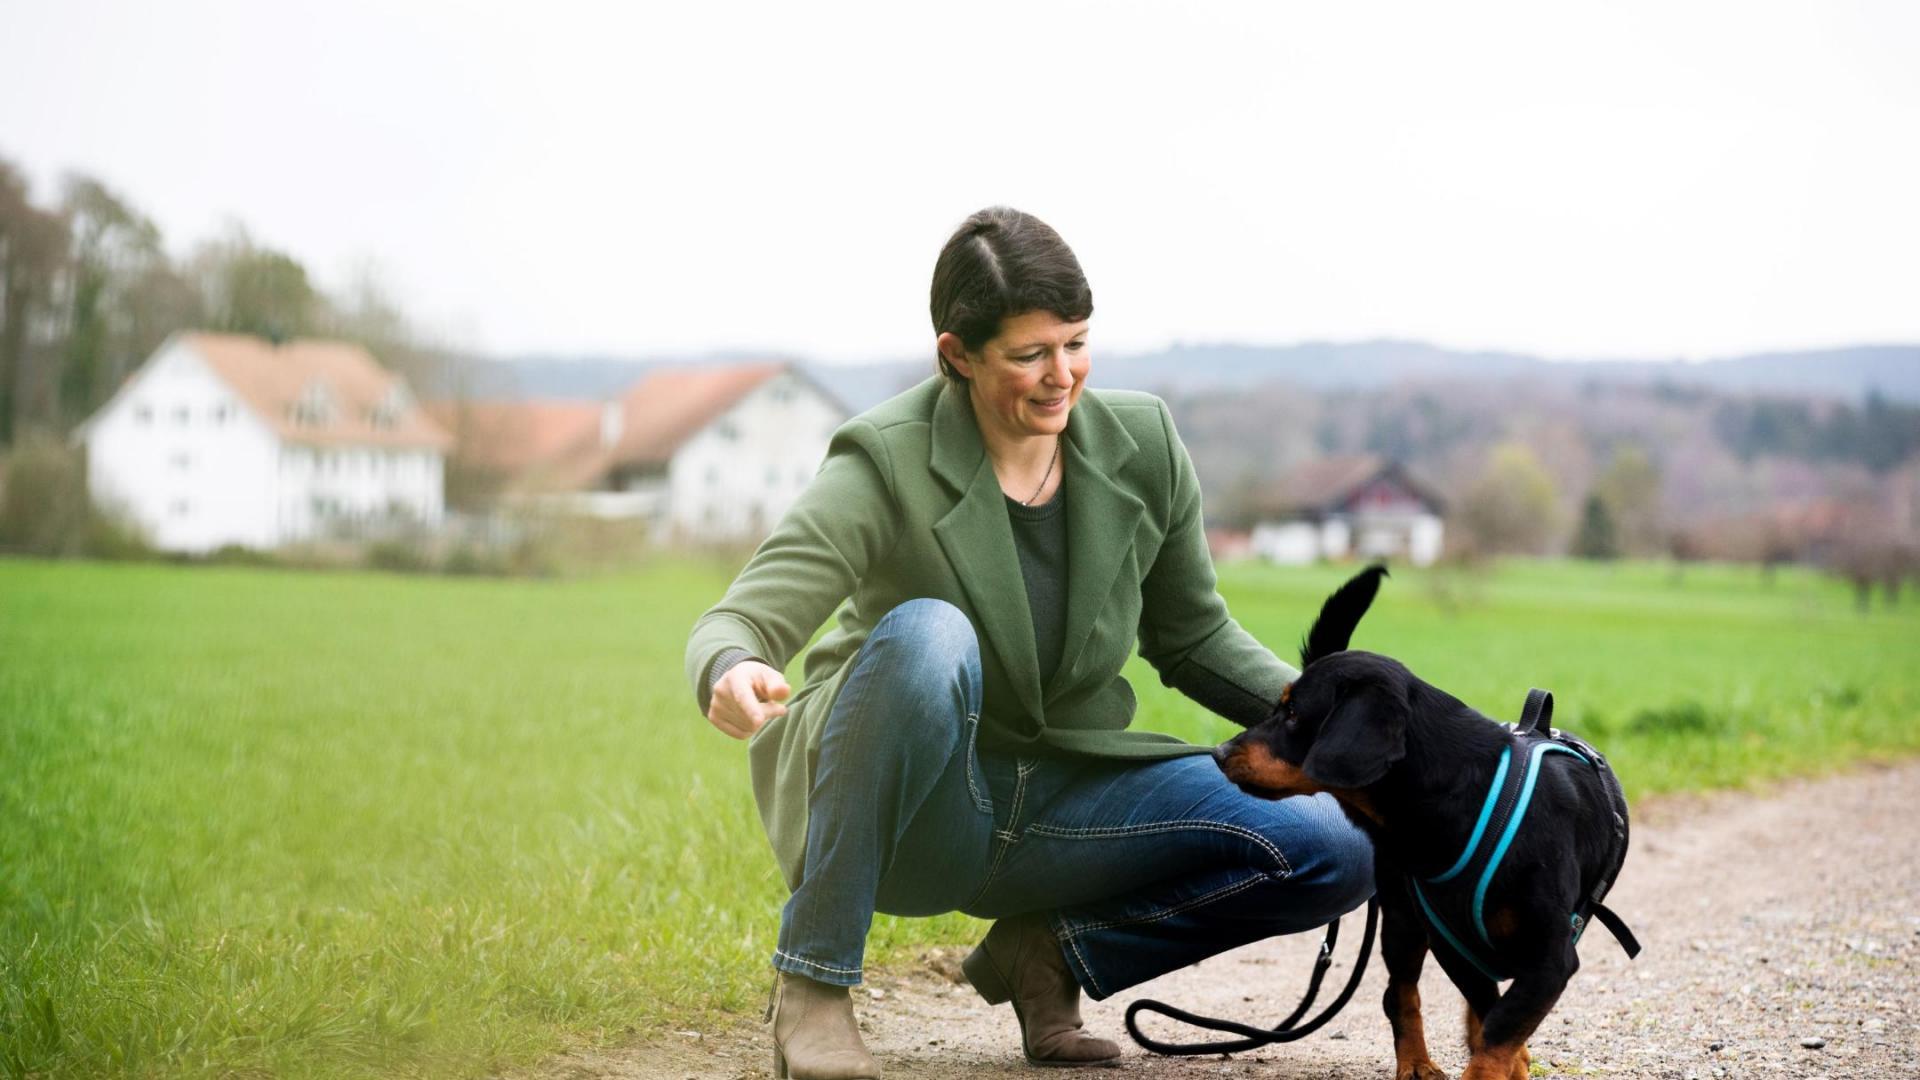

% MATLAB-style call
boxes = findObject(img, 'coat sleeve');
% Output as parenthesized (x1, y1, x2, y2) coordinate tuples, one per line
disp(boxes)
(683, 419, 903, 716)
(1136, 400, 1299, 727)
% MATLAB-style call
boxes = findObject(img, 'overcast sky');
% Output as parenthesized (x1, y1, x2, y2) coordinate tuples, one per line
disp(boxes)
(3, 0, 1917, 364)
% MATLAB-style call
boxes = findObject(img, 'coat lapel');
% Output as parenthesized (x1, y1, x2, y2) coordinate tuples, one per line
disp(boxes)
(931, 381, 1044, 722)
(929, 378, 1147, 713)
(1053, 390, 1144, 692)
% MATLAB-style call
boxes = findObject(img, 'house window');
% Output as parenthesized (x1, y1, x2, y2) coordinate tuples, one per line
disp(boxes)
(134, 403, 153, 424)
(707, 466, 720, 486)
(170, 452, 191, 471)
(766, 466, 779, 487)
(170, 499, 190, 517)
(212, 402, 233, 424)
(716, 420, 738, 441)
(289, 380, 336, 427)
(367, 384, 412, 431)
(771, 383, 794, 404)
(172, 405, 190, 425)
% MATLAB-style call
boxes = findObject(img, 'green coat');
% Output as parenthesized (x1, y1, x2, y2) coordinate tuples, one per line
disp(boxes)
(684, 375, 1299, 890)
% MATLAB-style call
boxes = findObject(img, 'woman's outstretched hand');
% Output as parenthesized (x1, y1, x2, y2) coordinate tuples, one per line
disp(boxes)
(708, 660, 790, 739)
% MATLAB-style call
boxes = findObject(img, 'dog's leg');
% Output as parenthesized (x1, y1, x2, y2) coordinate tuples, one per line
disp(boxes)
(1458, 952, 1575, 1080)
(1423, 943, 1501, 1080)
(1464, 1007, 1528, 1080)
(1378, 879, 1447, 1080)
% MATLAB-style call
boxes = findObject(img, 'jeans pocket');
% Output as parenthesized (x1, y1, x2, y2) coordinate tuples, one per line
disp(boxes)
(962, 713, 992, 815)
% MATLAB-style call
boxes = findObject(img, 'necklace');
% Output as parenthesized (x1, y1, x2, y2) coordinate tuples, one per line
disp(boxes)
(1022, 438, 1061, 506)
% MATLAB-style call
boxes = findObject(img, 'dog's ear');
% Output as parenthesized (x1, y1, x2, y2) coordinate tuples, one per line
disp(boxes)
(1299, 563, 1388, 668)
(1301, 680, 1408, 788)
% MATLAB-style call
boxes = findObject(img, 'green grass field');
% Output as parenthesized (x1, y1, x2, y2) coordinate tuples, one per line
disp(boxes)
(3, 556, 1916, 1078)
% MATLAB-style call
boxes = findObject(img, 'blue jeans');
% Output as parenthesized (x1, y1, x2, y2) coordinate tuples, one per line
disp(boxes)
(773, 598, 1376, 999)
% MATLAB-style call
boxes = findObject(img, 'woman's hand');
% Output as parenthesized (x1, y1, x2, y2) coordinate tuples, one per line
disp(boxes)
(707, 660, 791, 740)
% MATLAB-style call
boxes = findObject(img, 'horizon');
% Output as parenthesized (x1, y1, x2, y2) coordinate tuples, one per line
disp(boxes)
(496, 335, 1920, 369)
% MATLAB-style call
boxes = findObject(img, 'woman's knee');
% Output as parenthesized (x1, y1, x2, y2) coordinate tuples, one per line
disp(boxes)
(830, 599, 983, 745)
(857, 598, 983, 709)
(1282, 794, 1377, 918)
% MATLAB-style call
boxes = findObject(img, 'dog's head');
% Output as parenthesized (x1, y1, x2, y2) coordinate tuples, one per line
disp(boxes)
(1215, 565, 1411, 799)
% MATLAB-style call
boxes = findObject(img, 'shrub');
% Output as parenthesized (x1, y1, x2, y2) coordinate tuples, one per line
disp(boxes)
(0, 433, 154, 559)
(0, 433, 91, 555)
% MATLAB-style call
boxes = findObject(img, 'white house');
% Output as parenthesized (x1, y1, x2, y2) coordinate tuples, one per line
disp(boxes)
(1250, 455, 1447, 567)
(436, 362, 848, 544)
(77, 332, 451, 553)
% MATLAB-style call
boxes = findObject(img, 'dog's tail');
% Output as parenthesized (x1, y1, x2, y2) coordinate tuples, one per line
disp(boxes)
(1300, 563, 1388, 667)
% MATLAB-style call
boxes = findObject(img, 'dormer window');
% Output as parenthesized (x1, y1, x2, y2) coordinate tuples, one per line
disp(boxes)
(366, 383, 412, 430)
(288, 380, 337, 427)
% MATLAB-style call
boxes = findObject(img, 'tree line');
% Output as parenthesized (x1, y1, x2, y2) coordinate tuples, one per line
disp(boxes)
(0, 150, 450, 448)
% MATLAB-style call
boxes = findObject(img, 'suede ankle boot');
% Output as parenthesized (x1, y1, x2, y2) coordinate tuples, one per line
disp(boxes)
(766, 972, 881, 1079)
(961, 914, 1122, 1067)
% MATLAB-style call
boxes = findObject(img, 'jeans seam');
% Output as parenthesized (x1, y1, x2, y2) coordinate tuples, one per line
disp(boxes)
(970, 758, 1034, 905)
(963, 713, 990, 814)
(1055, 868, 1276, 941)
(1023, 819, 1295, 877)
(1063, 926, 1106, 999)
(773, 948, 864, 977)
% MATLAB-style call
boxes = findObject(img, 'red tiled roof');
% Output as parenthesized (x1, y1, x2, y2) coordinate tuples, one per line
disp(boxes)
(604, 363, 788, 468)
(431, 362, 798, 492)
(185, 331, 451, 450)
(427, 400, 603, 475)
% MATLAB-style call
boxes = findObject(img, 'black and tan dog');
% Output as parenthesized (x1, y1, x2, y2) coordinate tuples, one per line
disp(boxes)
(1216, 566, 1638, 1080)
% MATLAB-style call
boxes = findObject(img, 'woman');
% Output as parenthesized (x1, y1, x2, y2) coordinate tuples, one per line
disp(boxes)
(685, 207, 1374, 1078)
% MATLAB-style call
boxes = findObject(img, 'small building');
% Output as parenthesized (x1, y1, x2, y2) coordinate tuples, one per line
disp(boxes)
(437, 362, 848, 544)
(1250, 455, 1446, 567)
(77, 332, 450, 553)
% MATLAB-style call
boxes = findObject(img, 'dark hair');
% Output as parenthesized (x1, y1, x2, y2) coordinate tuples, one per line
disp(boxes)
(929, 207, 1093, 384)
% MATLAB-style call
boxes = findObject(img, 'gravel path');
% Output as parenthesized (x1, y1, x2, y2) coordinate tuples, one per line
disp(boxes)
(537, 760, 1919, 1079)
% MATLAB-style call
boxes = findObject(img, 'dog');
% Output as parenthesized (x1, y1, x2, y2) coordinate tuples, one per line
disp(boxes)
(1216, 566, 1638, 1080)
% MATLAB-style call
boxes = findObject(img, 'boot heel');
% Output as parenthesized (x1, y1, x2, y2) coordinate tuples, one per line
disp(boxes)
(961, 944, 1012, 1005)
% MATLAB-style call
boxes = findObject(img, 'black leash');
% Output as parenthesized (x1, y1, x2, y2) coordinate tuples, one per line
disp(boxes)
(1123, 897, 1379, 1055)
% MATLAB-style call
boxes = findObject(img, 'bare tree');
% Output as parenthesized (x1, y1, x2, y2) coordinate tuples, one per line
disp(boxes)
(1595, 444, 1663, 555)
(1454, 441, 1562, 558)
(0, 160, 71, 444)
(188, 225, 317, 342)
(59, 174, 176, 423)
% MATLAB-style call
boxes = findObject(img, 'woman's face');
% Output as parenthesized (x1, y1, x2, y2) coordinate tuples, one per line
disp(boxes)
(943, 310, 1090, 444)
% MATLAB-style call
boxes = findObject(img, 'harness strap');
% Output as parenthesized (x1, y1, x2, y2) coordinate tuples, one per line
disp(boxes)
(1518, 688, 1554, 736)
(1412, 691, 1640, 979)
(1590, 902, 1642, 958)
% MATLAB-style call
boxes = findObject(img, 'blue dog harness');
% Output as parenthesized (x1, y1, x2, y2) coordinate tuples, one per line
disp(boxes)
(1409, 689, 1642, 981)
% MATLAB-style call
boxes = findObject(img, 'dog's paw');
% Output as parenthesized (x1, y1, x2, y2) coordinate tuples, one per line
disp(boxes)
(1395, 1060, 1449, 1080)
(1459, 1047, 1530, 1080)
